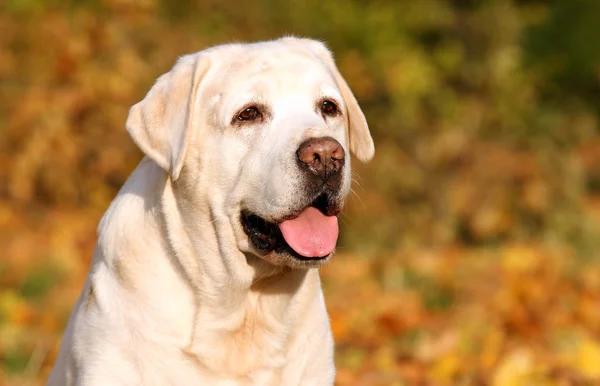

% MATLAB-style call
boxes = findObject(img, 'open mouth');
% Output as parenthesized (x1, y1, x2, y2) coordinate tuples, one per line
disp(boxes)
(241, 193, 340, 261)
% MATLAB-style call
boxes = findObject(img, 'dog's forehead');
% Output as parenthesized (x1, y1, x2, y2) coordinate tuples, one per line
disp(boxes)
(213, 44, 335, 89)
(201, 42, 343, 125)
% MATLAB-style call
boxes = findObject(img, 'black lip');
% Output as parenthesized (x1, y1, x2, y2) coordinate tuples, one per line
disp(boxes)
(241, 212, 329, 261)
(241, 192, 337, 260)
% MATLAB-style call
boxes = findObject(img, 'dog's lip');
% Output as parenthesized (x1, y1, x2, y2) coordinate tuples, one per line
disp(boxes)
(240, 193, 341, 260)
(243, 191, 341, 224)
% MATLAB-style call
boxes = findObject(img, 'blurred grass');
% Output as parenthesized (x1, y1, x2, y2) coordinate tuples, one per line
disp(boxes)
(1, 0, 600, 384)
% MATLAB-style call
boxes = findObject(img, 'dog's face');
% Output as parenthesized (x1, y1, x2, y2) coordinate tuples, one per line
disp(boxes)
(126, 38, 374, 269)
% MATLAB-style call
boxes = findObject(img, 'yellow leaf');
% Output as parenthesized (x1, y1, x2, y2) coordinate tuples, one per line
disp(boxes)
(431, 354, 461, 384)
(481, 328, 504, 370)
(501, 245, 540, 274)
(492, 349, 534, 386)
(575, 339, 600, 378)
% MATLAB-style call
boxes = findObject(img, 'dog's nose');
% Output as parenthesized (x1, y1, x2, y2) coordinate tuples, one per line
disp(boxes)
(296, 137, 345, 180)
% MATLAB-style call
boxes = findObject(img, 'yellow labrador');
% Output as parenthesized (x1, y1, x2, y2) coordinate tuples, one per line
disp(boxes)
(48, 37, 374, 386)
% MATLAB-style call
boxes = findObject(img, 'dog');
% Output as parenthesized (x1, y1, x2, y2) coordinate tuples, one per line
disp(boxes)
(48, 37, 374, 386)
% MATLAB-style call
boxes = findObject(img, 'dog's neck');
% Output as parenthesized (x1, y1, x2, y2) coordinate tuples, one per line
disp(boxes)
(96, 158, 323, 375)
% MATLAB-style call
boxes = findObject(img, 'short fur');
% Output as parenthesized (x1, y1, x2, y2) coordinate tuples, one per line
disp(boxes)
(48, 37, 374, 386)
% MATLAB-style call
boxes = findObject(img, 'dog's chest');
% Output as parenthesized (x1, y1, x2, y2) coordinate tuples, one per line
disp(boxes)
(184, 292, 293, 379)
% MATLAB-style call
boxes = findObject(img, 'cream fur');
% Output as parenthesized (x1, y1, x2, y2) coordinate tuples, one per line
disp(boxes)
(48, 37, 373, 386)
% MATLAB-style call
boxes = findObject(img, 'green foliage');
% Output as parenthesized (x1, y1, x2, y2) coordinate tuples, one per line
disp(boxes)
(3, 347, 29, 374)
(18, 263, 64, 301)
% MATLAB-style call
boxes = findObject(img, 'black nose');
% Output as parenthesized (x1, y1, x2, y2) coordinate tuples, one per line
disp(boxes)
(296, 137, 345, 180)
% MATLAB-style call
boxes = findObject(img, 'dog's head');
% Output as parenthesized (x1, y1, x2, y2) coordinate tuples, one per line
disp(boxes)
(126, 37, 374, 269)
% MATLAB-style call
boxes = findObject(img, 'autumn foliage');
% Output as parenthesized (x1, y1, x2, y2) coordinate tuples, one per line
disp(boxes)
(1, 0, 600, 385)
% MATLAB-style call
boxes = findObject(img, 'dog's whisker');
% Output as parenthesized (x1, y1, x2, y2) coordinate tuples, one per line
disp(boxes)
(351, 178, 365, 194)
(349, 188, 364, 207)
(210, 215, 229, 225)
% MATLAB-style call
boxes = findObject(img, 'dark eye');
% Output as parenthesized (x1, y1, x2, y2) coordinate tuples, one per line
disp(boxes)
(238, 106, 261, 121)
(321, 100, 338, 115)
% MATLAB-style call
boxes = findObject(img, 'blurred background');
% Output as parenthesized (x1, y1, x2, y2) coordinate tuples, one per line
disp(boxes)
(2, 0, 600, 384)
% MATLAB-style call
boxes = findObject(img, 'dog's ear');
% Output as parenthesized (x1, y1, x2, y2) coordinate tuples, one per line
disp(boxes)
(126, 54, 211, 180)
(284, 38, 374, 163)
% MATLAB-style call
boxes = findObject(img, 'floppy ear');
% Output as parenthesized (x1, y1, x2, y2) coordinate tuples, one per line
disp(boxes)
(285, 38, 375, 163)
(126, 54, 211, 180)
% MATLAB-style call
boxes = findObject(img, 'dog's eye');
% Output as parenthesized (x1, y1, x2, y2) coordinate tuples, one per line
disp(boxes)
(238, 106, 261, 121)
(321, 100, 338, 116)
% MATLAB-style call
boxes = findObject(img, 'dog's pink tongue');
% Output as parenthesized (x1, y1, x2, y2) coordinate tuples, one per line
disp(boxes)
(278, 207, 339, 258)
